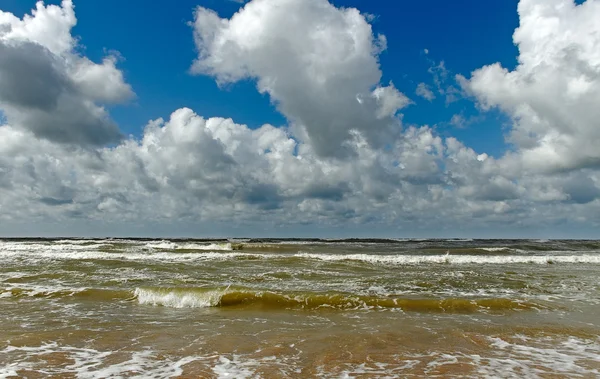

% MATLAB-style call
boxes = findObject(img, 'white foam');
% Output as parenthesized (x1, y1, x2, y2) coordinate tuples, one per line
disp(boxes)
(478, 247, 510, 252)
(212, 355, 260, 378)
(179, 243, 232, 251)
(1, 240, 599, 266)
(74, 351, 198, 379)
(0, 343, 199, 379)
(145, 241, 232, 251)
(54, 239, 97, 244)
(0, 240, 232, 257)
(477, 336, 600, 377)
(144, 241, 179, 249)
(336, 360, 420, 377)
(0, 242, 110, 251)
(0, 248, 262, 263)
(0, 284, 103, 299)
(212, 354, 302, 378)
(3, 336, 598, 378)
(293, 252, 600, 265)
(134, 288, 222, 308)
(413, 335, 600, 378)
(0, 344, 290, 379)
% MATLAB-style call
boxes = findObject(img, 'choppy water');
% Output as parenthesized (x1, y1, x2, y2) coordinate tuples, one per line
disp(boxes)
(1, 238, 599, 378)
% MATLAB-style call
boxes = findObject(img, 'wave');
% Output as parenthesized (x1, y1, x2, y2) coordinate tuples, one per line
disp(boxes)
(134, 287, 541, 313)
(293, 252, 600, 265)
(413, 247, 517, 255)
(2, 245, 600, 265)
(54, 239, 102, 245)
(477, 247, 510, 252)
(0, 284, 553, 313)
(1, 286, 133, 300)
(0, 249, 263, 262)
(0, 242, 111, 251)
(144, 241, 233, 251)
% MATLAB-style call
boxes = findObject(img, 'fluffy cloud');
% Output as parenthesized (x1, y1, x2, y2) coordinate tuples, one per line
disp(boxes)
(3, 105, 599, 235)
(460, 0, 600, 173)
(5, 106, 440, 217)
(0, 0, 133, 146)
(1, 0, 600, 237)
(0, 108, 440, 227)
(191, 0, 410, 158)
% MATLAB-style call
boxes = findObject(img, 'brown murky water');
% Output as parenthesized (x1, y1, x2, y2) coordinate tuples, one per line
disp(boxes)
(1, 238, 599, 377)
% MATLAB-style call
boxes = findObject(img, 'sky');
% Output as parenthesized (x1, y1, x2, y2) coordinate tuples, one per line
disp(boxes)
(0, 0, 599, 238)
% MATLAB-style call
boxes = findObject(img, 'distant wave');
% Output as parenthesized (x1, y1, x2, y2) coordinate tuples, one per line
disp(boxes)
(144, 241, 233, 251)
(0, 249, 263, 262)
(0, 242, 111, 251)
(477, 247, 511, 252)
(2, 244, 600, 265)
(292, 252, 600, 265)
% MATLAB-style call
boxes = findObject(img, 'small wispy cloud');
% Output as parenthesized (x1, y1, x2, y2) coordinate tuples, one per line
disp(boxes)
(416, 83, 436, 101)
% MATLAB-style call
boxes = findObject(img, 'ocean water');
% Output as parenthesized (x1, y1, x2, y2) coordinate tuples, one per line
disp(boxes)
(0, 238, 599, 378)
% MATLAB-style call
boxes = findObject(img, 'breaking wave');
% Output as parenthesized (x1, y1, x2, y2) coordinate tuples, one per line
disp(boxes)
(2, 285, 542, 313)
(144, 241, 233, 251)
(292, 252, 600, 265)
(133, 287, 541, 313)
(2, 247, 600, 266)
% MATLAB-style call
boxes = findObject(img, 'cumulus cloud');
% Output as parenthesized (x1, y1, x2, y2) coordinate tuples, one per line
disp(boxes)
(0, 0, 133, 146)
(97, 108, 447, 223)
(190, 0, 410, 158)
(460, 0, 600, 173)
(1, 0, 600, 237)
(0, 108, 446, 227)
(3, 105, 599, 235)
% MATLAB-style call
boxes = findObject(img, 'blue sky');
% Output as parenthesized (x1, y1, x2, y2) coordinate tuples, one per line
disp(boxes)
(1, 0, 599, 237)
(3, 0, 519, 155)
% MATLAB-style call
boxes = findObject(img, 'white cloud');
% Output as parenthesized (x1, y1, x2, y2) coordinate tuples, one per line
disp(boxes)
(1, 0, 600, 237)
(427, 60, 462, 105)
(0, 0, 134, 146)
(460, 0, 600, 173)
(0, 108, 445, 227)
(71, 55, 133, 104)
(0, 0, 76, 55)
(191, 0, 408, 158)
(449, 113, 483, 129)
(3, 105, 599, 235)
(416, 83, 436, 101)
(450, 114, 466, 128)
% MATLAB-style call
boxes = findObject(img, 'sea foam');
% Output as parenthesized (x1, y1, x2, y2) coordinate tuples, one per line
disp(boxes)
(134, 287, 223, 308)
(0, 343, 199, 379)
(145, 241, 233, 251)
(293, 252, 600, 265)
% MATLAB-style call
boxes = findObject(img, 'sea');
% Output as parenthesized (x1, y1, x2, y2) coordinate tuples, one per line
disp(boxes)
(0, 238, 599, 378)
